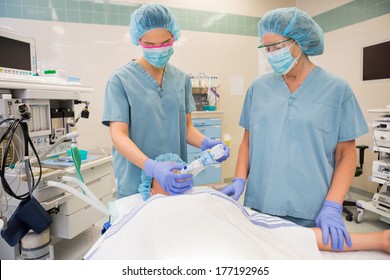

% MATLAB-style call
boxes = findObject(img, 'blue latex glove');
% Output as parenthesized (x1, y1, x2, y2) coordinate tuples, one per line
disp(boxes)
(219, 177, 245, 201)
(200, 137, 230, 162)
(144, 159, 193, 195)
(315, 200, 352, 251)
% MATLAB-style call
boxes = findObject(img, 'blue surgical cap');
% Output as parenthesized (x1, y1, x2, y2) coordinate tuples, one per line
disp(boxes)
(258, 7, 324, 56)
(138, 153, 186, 201)
(129, 3, 181, 46)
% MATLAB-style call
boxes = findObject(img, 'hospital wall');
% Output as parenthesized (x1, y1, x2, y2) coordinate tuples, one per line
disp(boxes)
(1, 0, 390, 195)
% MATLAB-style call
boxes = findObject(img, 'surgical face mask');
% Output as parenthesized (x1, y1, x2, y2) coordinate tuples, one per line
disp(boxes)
(266, 42, 301, 75)
(141, 45, 174, 68)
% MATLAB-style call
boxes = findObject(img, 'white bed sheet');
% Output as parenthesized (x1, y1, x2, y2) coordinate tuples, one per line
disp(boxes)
(84, 187, 389, 260)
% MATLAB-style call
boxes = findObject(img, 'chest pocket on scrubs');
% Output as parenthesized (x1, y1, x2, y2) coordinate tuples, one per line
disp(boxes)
(174, 88, 186, 112)
(310, 102, 339, 133)
(250, 98, 271, 127)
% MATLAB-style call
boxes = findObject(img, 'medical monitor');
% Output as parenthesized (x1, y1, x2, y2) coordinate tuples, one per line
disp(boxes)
(362, 40, 390, 81)
(0, 29, 37, 76)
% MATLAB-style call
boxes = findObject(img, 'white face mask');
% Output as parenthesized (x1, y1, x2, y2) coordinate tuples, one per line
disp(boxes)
(267, 42, 302, 75)
(141, 45, 174, 68)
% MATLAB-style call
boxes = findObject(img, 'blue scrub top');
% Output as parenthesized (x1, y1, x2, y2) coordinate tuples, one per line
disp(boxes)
(240, 66, 368, 220)
(102, 61, 196, 198)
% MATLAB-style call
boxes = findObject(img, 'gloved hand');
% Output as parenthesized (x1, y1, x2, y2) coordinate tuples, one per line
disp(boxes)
(315, 200, 352, 251)
(144, 159, 193, 195)
(219, 177, 246, 201)
(200, 137, 230, 162)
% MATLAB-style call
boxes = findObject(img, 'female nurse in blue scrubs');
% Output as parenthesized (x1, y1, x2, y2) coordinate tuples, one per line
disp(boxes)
(220, 7, 368, 251)
(102, 4, 229, 200)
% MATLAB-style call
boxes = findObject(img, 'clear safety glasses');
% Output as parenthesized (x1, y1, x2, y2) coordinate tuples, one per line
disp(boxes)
(258, 38, 293, 55)
(138, 36, 175, 49)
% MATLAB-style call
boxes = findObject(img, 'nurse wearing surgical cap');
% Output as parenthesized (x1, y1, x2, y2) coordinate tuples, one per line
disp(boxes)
(102, 3, 229, 200)
(221, 7, 368, 251)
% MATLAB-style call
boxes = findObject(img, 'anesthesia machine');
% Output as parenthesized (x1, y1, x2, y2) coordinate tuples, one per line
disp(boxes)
(0, 29, 114, 259)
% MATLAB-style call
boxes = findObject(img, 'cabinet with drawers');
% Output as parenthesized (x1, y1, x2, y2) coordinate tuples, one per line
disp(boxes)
(188, 111, 223, 186)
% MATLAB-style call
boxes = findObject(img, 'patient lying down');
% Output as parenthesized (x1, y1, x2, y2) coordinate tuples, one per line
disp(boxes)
(85, 154, 390, 260)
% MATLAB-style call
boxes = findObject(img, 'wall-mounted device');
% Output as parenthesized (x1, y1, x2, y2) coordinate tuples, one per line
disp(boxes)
(0, 29, 37, 76)
(362, 40, 390, 82)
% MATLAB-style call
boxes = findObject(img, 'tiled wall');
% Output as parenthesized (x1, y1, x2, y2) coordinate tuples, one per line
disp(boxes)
(0, 0, 260, 36)
(313, 0, 390, 32)
(1, 0, 389, 37)
(1, 0, 390, 36)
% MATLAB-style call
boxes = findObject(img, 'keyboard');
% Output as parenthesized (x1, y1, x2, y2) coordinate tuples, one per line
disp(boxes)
(0, 73, 68, 85)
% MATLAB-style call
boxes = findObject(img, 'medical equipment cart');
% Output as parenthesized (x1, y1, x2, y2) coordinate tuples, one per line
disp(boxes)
(355, 107, 390, 224)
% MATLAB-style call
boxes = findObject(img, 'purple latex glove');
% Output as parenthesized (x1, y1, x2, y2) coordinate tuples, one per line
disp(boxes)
(200, 137, 230, 162)
(144, 159, 193, 195)
(315, 200, 352, 251)
(219, 178, 245, 201)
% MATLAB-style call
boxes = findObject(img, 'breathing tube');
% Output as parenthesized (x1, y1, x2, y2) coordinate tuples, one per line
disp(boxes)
(46, 178, 108, 216)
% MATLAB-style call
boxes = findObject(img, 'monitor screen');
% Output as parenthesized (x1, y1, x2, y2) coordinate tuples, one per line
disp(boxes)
(362, 40, 390, 81)
(0, 37, 31, 71)
(0, 29, 37, 75)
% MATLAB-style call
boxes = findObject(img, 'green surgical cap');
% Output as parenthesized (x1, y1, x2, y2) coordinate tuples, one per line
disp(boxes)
(129, 3, 181, 45)
(138, 153, 186, 201)
(258, 7, 324, 56)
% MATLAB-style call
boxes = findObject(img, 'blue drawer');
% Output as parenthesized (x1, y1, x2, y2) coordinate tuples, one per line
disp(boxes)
(194, 125, 221, 138)
(192, 118, 221, 127)
(187, 144, 200, 154)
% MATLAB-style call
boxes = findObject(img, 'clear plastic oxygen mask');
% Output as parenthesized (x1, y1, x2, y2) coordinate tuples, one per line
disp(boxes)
(180, 144, 225, 177)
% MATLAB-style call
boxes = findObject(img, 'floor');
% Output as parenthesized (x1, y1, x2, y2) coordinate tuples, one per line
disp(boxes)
(52, 187, 390, 260)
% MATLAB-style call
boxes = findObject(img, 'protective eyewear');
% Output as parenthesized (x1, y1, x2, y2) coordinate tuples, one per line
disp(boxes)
(139, 36, 175, 49)
(258, 38, 292, 53)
